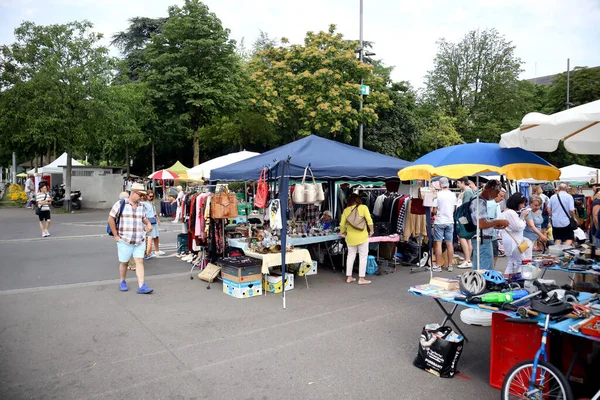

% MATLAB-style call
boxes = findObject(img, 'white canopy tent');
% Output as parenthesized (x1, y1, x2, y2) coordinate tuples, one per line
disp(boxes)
(27, 152, 84, 174)
(188, 150, 260, 180)
(499, 100, 600, 154)
(558, 164, 599, 183)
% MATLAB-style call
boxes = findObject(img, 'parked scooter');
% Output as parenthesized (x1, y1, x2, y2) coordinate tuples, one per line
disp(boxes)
(51, 184, 82, 210)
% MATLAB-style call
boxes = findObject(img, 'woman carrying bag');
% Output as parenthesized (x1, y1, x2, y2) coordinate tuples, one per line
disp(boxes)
(498, 193, 528, 277)
(340, 193, 374, 285)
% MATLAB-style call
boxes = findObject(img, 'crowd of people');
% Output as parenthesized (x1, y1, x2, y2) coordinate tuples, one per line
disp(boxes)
(430, 178, 599, 276)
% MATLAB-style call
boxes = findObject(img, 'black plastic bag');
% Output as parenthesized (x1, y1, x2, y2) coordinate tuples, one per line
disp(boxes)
(413, 326, 464, 378)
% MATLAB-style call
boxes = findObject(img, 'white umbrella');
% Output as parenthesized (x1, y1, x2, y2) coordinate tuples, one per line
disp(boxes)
(499, 100, 600, 154)
(188, 150, 260, 180)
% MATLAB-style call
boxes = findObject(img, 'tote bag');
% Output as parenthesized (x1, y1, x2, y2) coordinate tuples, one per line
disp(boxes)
(292, 166, 324, 204)
(254, 169, 268, 209)
(347, 206, 366, 230)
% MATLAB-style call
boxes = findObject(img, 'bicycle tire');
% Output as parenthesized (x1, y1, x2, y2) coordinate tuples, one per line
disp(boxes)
(501, 359, 573, 400)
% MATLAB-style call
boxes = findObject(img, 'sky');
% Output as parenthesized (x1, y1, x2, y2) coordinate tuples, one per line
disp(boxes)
(1, 0, 599, 89)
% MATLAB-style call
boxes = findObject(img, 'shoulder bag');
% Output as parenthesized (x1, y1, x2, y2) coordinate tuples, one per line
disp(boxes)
(254, 169, 268, 209)
(556, 193, 578, 230)
(292, 166, 324, 205)
(506, 230, 530, 254)
(346, 206, 366, 230)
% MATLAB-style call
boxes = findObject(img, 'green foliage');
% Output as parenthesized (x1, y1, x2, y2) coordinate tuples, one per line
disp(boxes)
(249, 24, 392, 142)
(145, 0, 242, 165)
(545, 66, 600, 113)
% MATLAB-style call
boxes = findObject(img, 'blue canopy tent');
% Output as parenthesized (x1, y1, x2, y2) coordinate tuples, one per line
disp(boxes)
(210, 135, 410, 181)
(211, 135, 410, 309)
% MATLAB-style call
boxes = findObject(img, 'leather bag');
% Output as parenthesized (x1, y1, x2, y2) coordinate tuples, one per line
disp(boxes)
(506, 231, 530, 254)
(211, 193, 238, 219)
(254, 169, 268, 209)
(556, 193, 578, 230)
(293, 166, 324, 204)
(346, 206, 366, 230)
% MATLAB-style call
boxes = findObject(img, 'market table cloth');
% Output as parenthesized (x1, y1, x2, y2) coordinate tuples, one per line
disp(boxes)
(244, 248, 313, 274)
(228, 234, 342, 252)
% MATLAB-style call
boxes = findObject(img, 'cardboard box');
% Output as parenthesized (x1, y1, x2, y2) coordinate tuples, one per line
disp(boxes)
(288, 261, 317, 276)
(429, 277, 459, 291)
(221, 272, 262, 283)
(222, 279, 262, 299)
(263, 273, 294, 293)
(220, 264, 262, 278)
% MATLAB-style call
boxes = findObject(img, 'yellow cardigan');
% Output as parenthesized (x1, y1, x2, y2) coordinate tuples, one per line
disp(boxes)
(340, 205, 374, 246)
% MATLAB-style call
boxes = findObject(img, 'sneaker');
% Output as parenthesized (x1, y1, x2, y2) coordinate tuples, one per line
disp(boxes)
(498, 250, 506, 258)
(457, 261, 472, 269)
(137, 283, 153, 294)
(42, 232, 47, 237)
(447, 265, 454, 272)
(45, 230, 50, 237)
(155, 250, 165, 256)
(144, 253, 155, 260)
(431, 265, 442, 272)
(119, 280, 128, 292)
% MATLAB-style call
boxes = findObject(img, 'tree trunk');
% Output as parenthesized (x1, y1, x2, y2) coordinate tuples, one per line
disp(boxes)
(53, 139, 57, 159)
(64, 147, 72, 212)
(125, 146, 130, 178)
(151, 140, 156, 173)
(193, 126, 199, 166)
(33, 157, 38, 173)
(47, 146, 51, 167)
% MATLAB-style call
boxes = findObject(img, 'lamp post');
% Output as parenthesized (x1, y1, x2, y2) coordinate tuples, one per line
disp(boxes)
(359, 0, 364, 148)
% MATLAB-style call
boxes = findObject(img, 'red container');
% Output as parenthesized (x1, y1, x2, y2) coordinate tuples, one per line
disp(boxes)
(489, 313, 546, 389)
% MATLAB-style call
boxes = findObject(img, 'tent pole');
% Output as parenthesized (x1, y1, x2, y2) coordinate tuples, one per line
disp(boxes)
(278, 159, 290, 310)
(476, 175, 480, 270)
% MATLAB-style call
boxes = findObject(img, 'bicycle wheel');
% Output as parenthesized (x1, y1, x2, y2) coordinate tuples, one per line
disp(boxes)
(501, 359, 573, 400)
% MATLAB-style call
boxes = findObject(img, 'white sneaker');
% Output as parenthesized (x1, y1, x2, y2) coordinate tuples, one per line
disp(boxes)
(42, 232, 47, 237)
(45, 230, 50, 237)
(457, 261, 472, 269)
(155, 250, 166, 256)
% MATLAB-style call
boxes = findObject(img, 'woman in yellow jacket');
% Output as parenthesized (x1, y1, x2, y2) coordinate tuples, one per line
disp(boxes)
(340, 193, 374, 285)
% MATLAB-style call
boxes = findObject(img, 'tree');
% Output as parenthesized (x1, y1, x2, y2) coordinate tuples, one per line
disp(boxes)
(365, 81, 421, 159)
(249, 24, 391, 143)
(545, 66, 600, 113)
(145, 0, 242, 166)
(0, 20, 114, 210)
(424, 29, 525, 143)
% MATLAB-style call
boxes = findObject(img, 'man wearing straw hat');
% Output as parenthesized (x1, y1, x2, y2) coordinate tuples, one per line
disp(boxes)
(108, 182, 154, 294)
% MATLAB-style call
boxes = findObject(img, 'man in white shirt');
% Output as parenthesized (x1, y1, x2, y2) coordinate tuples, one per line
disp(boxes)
(432, 177, 456, 272)
(548, 183, 576, 245)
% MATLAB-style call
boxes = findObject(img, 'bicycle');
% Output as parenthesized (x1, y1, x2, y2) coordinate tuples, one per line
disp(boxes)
(501, 299, 574, 400)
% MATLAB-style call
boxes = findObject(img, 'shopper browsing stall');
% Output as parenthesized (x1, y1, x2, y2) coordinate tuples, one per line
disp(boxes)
(523, 196, 548, 254)
(498, 193, 528, 276)
(548, 183, 576, 246)
(470, 180, 509, 270)
(340, 193, 374, 285)
(486, 188, 503, 267)
(457, 177, 474, 269)
(432, 177, 456, 272)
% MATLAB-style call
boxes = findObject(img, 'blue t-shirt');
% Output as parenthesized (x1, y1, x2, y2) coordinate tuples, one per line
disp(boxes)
(524, 210, 544, 241)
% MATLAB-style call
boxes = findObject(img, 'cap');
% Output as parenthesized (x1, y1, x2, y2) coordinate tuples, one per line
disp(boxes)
(130, 182, 147, 194)
(439, 177, 449, 187)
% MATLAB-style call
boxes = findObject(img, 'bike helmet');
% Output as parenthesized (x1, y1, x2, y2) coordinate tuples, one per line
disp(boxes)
(482, 270, 506, 285)
(459, 271, 486, 296)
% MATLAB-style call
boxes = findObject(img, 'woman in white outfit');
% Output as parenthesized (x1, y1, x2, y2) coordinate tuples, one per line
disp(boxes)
(498, 193, 528, 276)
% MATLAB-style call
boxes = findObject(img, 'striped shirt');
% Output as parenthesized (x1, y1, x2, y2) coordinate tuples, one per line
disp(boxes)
(36, 192, 51, 211)
(109, 200, 147, 245)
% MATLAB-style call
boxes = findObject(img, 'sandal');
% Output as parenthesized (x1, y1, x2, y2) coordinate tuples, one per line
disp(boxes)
(127, 265, 136, 271)
(346, 277, 356, 283)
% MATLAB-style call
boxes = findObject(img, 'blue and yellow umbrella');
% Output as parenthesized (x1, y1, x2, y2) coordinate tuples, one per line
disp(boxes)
(398, 142, 560, 181)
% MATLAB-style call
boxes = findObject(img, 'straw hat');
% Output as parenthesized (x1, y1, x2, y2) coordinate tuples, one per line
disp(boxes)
(130, 182, 147, 194)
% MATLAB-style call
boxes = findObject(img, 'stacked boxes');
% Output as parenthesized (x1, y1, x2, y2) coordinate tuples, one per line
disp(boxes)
(218, 256, 263, 299)
(287, 261, 318, 276)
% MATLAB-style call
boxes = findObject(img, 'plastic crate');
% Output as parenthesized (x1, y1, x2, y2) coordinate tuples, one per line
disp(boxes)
(489, 312, 546, 390)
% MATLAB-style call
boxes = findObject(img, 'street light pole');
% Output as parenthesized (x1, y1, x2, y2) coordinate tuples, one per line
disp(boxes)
(358, 0, 364, 149)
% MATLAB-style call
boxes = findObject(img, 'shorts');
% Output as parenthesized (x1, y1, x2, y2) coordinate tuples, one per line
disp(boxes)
(552, 225, 574, 242)
(38, 210, 51, 221)
(492, 239, 499, 257)
(434, 224, 453, 242)
(147, 224, 159, 239)
(541, 215, 549, 229)
(117, 240, 146, 262)
(471, 238, 494, 270)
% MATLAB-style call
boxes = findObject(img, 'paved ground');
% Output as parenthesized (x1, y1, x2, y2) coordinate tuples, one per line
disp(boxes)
(0, 207, 571, 399)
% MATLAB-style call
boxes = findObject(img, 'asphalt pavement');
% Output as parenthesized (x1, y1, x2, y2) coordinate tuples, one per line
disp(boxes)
(0, 207, 571, 399)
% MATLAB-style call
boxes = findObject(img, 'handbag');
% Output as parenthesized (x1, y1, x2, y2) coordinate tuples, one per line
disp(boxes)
(506, 231, 530, 254)
(346, 206, 366, 230)
(211, 193, 238, 219)
(556, 193, 578, 230)
(148, 217, 157, 225)
(254, 169, 268, 209)
(292, 166, 323, 205)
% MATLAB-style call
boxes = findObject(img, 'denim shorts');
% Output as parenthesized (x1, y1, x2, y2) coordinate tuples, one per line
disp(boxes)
(434, 224, 454, 242)
(471, 238, 494, 270)
(117, 240, 145, 262)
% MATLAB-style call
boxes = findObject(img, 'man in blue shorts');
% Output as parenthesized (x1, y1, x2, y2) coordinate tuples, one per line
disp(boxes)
(108, 182, 154, 294)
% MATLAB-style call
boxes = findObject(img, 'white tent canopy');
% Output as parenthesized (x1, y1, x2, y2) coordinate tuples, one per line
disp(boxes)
(499, 99, 600, 154)
(559, 163, 599, 183)
(188, 150, 260, 180)
(27, 152, 84, 174)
